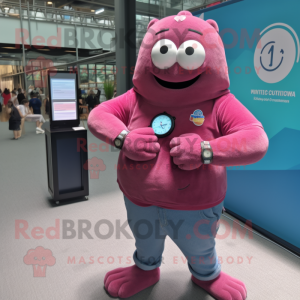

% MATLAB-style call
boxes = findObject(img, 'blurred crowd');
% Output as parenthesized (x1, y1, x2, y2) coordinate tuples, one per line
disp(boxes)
(0, 85, 116, 140)
(0, 86, 49, 140)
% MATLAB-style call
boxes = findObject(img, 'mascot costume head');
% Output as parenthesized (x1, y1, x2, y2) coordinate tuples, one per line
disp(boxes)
(133, 11, 230, 107)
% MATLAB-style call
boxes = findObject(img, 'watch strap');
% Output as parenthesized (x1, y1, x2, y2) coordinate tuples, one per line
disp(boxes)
(114, 130, 130, 149)
(118, 130, 130, 140)
(201, 141, 213, 164)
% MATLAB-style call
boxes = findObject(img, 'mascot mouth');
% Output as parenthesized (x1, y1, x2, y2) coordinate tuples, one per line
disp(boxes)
(154, 74, 200, 89)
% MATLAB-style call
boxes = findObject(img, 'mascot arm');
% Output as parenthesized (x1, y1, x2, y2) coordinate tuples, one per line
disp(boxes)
(210, 94, 269, 166)
(87, 91, 132, 145)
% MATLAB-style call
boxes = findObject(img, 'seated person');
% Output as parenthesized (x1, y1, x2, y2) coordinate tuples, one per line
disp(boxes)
(18, 99, 45, 134)
(85, 89, 97, 112)
(29, 91, 42, 114)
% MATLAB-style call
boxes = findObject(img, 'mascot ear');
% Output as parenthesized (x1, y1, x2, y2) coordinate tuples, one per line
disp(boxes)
(147, 18, 159, 30)
(206, 19, 219, 33)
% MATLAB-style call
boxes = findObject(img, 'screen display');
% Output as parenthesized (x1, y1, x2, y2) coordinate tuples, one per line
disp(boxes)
(50, 75, 77, 121)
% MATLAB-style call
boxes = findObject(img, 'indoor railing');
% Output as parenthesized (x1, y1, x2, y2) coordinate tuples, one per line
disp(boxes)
(0, 1, 115, 29)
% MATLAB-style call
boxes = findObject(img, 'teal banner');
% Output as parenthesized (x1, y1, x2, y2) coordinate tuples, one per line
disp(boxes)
(194, 0, 300, 253)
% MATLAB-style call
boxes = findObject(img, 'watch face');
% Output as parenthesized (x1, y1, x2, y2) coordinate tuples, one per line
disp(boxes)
(115, 139, 121, 147)
(203, 149, 212, 158)
(151, 113, 175, 137)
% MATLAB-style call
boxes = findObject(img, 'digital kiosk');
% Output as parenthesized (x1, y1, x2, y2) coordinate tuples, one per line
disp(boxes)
(45, 71, 89, 204)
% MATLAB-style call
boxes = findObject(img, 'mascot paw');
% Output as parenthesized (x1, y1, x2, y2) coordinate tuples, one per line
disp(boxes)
(104, 265, 160, 298)
(123, 128, 160, 162)
(192, 271, 247, 300)
(170, 133, 203, 170)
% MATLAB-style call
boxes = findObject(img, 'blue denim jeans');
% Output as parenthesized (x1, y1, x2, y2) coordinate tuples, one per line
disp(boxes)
(124, 195, 224, 281)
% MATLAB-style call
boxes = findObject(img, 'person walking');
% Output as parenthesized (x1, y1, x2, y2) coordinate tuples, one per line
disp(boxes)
(6, 100, 23, 140)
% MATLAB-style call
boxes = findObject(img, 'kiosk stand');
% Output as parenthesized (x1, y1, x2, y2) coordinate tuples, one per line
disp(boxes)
(45, 124, 89, 205)
(45, 71, 89, 205)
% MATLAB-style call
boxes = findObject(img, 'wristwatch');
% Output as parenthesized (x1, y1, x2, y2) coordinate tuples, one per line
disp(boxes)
(201, 141, 213, 164)
(114, 130, 130, 149)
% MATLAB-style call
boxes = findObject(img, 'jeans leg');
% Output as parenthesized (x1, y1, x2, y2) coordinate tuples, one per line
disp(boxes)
(164, 201, 224, 281)
(124, 195, 167, 271)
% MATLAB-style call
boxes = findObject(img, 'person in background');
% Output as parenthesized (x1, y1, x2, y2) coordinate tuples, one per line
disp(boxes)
(18, 99, 45, 134)
(77, 88, 82, 102)
(6, 99, 23, 140)
(113, 87, 117, 98)
(35, 87, 42, 101)
(28, 85, 34, 100)
(17, 88, 25, 104)
(95, 87, 101, 105)
(43, 96, 50, 116)
(13, 87, 18, 95)
(11, 91, 19, 107)
(79, 88, 86, 104)
(29, 90, 42, 114)
(2, 88, 11, 106)
(0, 89, 3, 113)
(85, 89, 96, 112)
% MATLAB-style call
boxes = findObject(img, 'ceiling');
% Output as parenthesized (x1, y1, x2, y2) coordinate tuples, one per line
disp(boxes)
(34, 0, 115, 11)
(24, 0, 212, 19)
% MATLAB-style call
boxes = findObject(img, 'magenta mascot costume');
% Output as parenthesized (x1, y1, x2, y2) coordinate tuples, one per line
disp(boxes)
(88, 11, 269, 300)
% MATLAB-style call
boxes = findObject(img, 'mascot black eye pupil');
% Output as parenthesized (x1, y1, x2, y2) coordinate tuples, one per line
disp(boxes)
(160, 45, 168, 54)
(185, 46, 194, 55)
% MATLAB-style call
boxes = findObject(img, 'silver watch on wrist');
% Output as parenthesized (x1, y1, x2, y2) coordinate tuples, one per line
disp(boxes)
(201, 141, 213, 164)
(114, 130, 130, 149)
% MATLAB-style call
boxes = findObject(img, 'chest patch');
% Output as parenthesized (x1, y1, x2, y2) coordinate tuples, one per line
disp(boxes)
(190, 109, 205, 126)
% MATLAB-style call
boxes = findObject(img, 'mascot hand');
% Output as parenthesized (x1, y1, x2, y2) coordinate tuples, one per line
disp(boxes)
(123, 128, 160, 161)
(170, 133, 203, 170)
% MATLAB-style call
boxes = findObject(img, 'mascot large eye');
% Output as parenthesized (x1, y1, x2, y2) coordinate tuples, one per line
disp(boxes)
(151, 39, 177, 69)
(177, 40, 205, 70)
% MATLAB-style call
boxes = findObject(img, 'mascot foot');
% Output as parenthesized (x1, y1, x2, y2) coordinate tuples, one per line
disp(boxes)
(104, 265, 160, 298)
(192, 271, 247, 300)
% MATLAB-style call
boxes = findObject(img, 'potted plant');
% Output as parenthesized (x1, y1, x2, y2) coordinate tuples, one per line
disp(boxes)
(103, 81, 115, 100)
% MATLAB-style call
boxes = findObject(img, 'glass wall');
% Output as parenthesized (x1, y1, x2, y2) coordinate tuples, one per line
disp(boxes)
(78, 63, 116, 102)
